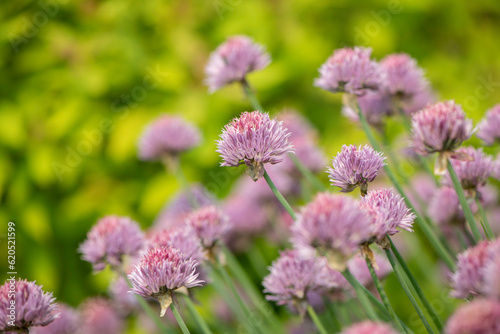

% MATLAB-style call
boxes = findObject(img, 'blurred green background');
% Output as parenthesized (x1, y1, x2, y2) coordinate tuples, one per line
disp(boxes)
(1, 0, 500, 331)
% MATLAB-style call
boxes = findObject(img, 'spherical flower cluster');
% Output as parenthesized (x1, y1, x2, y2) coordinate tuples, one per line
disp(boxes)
(185, 205, 230, 251)
(442, 146, 493, 192)
(380, 53, 429, 101)
(341, 321, 398, 334)
(147, 227, 206, 265)
(128, 247, 204, 316)
(482, 251, 500, 300)
(327, 145, 386, 194)
(477, 104, 500, 145)
(78, 298, 123, 334)
(108, 277, 139, 316)
(445, 299, 500, 334)
(315, 47, 385, 96)
(216, 111, 294, 181)
(291, 193, 374, 270)
(362, 188, 415, 243)
(31, 304, 78, 334)
(205, 35, 271, 93)
(0, 279, 58, 332)
(138, 114, 201, 162)
(263, 250, 335, 313)
(411, 101, 473, 174)
(451, 240, 492, 299)
(427, 187, 463, 228)
(79, 216, 145, 271)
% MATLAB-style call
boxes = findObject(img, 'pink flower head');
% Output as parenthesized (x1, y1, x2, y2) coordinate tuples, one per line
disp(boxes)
(315, 47, 385, 96)
(482, 248, 500, 300)
(205, 35, 271, 92)
(185, 206, 230, 251)
(138, 114, 200, 162)
(31, 304, 78, 334)
(79, 215, 145, 271)
(327, 145, 386, 194)
(263, 250, 335, 313)
(411, 101, 473, 167)
(427, 187, 464, 228)
(78, 298, 123, 334)
(216, 111, 294, 181)
(380, 53, 429, 101)
(451, 240, 492, 299)
(0, 279, 58, 332)
(291, 193, 374, 270)
(347, 253, 392, 287)
(342, 92, 393, 129)
(147, 227, 206, 265)
(362, 188, 415, 242)
(442, 146, 493, 192)
(341, 321, 398, 334)
(128, 246, 204, 316)
(445, 299, 500, 334)
(108, 276, 138, 317)
(477, 104, 500, 145)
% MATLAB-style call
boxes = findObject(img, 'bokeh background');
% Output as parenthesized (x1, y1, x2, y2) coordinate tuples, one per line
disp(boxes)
(1, 0, 500, 332)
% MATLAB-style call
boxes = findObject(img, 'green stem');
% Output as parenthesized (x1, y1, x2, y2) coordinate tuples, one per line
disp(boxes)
(384, 249, 435, 334)
(183, 295, 213, 334)
(307, 305, 328, 334)
(263, 168, 297, 220)
(389, 238, 443, 332)
(365, 256, 407, 333)
(288, 153, 327, 192)
(120, 273, 173, 334)
(323, 298, 342, 332)
(447, 161, 482, 242)
(341, 269, 379, 321)
(170, 303, 191, 334)
(476, 197, 494, 240)
(241, 78, 264, 111)
(356, 102, 455, 270)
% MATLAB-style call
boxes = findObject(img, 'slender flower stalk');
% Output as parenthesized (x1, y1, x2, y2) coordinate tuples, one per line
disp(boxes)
(263, 168, 297, 220)
(307, 305, 328, 334)
(241, 79, 264, 111)
(388, 238, 443, 331)
(183, 295, 213, 334)
(476, 197, 494, 240)
(447, 161, 482, 242)
(365, 256, 407, 333)
(341, 269, 379, 321)
(352, 99, 455, 270)
(384, 249, 435, 334)
(170, 303, 190, 334)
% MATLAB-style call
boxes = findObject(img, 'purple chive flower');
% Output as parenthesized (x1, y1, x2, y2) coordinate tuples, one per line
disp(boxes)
(0, 279, 58, 333)
(138, 114, 201, 162)
(147, 227, 206, 265)
(442, 146, 493, 193)
(445, 299, 500, 334)
(402, 86, 436, 116)
(205, 35, 271, 93)
(31, 304, 78, 334)
(428, 187, 464, 228)
(79, 215, 145, 271)
(291, 193, 374, 270)
(315, 47, 385, 96)
(128, 246, 204, 316)
(411, 101, 473, 174)
(342, 92, 393, 130)
(216, 111, 294, 181)
(109, 277, 139, 316)
(380, 53, 429, 102)
(451, 240, 492, 299)
(362, 188, 415, 244)
(347, 253, 392, 287)
(78, 298, 123, 334)
(263, 250, 335, 314)
(477, 104, 500, 145)
(341, 321, 398, 334)
(224, 194, 268, 237)
(482, 250, 500, 300)
(327, 145, 386, 195)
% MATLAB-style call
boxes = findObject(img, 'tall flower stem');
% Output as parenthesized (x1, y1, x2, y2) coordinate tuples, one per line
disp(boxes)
(446, 161, 482, 242)
(323, 298, 342, 332)
(170, 303, 191, 334)
(288, 153, 327, 192)
(384, 249, 435, 334)
(241, 78, 264, 111)
(341, 269, 379, 321)
(365, 256, 407, 333)
(389, 238, 443, 331)
(355, 101, 455, 270)
(476, 197, 494, 240)
(307, 305, 328, 334)
(183, 295, 213, 334)
(120, 273, 173, 334)
(263, 168, 297, 220)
